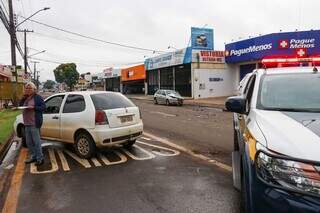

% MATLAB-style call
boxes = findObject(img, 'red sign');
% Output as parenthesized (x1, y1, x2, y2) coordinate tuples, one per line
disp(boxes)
(278, 39, 289, 49)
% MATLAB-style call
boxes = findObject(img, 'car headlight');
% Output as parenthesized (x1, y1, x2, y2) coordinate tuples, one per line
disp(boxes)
(256, 151, 320, 197)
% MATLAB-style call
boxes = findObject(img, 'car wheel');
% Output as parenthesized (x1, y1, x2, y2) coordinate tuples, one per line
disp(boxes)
(178, 101, 183, 106)
(154, 98, 158, 104)
(20, 125, 27, 148)
(166, 99, 170, 106)
(123, 140, 136, 149)
(74, 132, 96, 159)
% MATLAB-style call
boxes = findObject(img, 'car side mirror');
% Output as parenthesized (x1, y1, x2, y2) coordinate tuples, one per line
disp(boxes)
(225, 96, 246, 114)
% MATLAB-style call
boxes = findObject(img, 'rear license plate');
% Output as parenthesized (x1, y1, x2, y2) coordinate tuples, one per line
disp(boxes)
(120, 115, 133, 123)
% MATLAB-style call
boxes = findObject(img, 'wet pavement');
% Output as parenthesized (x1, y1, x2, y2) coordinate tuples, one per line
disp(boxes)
(2, 136, 239, 213)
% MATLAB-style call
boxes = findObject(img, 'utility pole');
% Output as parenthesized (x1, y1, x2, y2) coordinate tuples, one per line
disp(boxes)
(8, 0, 18, 105)
(31, 61, 39, 84)
(17, 29, 33, 74)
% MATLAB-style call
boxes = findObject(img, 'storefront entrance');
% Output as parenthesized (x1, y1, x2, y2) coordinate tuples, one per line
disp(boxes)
(147, 64, 191, 97)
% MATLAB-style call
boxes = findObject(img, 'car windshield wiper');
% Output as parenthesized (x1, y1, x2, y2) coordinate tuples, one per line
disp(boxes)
(264, 107, 320, 112)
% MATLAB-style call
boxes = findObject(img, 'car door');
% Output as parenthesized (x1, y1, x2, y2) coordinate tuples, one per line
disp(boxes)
(159, 90, 166, 104)
(60, 94, 91, 143)
(41, 95, 65, 140)
(238, 75, 256, 144)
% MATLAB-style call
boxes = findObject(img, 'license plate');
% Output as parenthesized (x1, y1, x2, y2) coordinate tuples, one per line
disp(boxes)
(120, 115, 133, 123)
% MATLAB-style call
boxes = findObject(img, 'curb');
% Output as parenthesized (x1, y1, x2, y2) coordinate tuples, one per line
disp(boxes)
(0, 133, 14, 164)
(129, 96, 226, 110)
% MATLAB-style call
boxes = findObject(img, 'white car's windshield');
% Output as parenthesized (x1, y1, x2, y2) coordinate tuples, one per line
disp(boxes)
(257, 73, 320, 112)
(166, 91, 180, 96)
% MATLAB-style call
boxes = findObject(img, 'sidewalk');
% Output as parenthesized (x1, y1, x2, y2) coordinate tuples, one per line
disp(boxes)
(126, 94, 229, 109)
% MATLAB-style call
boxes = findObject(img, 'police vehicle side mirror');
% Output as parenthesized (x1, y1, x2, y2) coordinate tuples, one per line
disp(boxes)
(225, 96, 246, 114)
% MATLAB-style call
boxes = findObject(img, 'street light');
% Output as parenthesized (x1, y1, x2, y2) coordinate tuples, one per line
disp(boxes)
(16, 7, 50, 28)
(28, 50, 46, 58)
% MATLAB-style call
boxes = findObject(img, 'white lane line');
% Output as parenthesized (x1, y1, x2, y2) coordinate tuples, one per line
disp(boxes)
(91, 157, 102, 167)
(98, 151, 127, 165)
(137, 141, 180, 156)
(57, 150, 70, 171)
(141, 137, 151, 141)
(122, 145, 155, 160)
(64, 150, 91, 168)
(150, 111, 177, 117)
(143, 132, 232, 172)
(30, 149, 59, 174)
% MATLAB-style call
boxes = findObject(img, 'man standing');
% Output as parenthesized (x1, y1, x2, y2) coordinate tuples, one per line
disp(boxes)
(19, 82, 46, 165)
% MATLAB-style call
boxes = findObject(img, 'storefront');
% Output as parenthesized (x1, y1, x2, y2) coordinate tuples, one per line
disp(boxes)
(144, 27, 237, 98)
(225, 30, 320, 82)
(121, 64, 146, 94)
(103, 67, 121, 92)
(145, 48, 192, 97)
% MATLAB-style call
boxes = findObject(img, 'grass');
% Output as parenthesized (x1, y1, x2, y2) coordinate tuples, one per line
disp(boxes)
(0, 109, 21, 145)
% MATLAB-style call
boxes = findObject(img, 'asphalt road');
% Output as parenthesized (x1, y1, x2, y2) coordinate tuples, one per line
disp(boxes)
(132, 99, 234, 165)
(0, 99, 239, 213)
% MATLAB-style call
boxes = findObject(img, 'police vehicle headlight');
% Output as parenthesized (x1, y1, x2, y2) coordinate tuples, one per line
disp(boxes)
(256, 151, 320, 197)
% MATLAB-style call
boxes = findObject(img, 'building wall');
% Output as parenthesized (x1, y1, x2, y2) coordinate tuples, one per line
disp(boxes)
(121, 64, 145, 82)
(193, 68, 236, 99)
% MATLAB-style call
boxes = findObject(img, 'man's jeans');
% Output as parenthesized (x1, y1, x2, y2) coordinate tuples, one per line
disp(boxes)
(25, 125, 43, 161)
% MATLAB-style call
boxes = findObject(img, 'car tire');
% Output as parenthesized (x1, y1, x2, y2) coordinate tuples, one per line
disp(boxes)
(74, 132, 96, 159)
(21, 126, 27, 148)
(123, 140, 136, 149)
(166, 99, 170, 106)
(154, 98, 158, 105)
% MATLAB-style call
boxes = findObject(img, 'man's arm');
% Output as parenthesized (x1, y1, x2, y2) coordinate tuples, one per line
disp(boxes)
(34, 95, 46, 112)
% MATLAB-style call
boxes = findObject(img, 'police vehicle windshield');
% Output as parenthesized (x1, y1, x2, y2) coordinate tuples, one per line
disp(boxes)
(257, 73, 320, 112)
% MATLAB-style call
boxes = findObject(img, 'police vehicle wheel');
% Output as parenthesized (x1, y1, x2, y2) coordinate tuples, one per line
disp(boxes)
(154, 98, 158, 104)
(123, 140, 136, 149)
(74, 132, 96, 159)
(166, 99, 170, 106)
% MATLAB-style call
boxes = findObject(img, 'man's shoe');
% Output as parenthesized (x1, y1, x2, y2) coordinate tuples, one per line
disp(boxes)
(35, 159, 44, 166)
(24, 158, 36, 164)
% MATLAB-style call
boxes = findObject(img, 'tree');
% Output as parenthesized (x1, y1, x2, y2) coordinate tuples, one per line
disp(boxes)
(53, 63, 79, 90)
(43, 80, 56, 90)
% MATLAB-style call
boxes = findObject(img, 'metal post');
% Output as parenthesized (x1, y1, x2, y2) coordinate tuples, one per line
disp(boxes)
(173, 66, 175, 91)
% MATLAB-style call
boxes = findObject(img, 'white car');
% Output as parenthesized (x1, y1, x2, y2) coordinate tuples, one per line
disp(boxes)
(14, 91, 143, 158)
(226, 61, 320, 212)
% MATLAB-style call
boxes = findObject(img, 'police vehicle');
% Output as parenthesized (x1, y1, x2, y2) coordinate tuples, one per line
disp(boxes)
(225, 56, 320, 213)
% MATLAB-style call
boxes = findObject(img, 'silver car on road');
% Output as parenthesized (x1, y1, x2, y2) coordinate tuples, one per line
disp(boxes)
(153, 90, 184, 106)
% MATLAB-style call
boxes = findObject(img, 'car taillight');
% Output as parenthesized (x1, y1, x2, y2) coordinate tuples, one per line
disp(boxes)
(95, 110, 108, 125)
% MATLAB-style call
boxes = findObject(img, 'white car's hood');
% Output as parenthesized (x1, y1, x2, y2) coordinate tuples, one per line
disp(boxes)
(255, 110, 320, 162)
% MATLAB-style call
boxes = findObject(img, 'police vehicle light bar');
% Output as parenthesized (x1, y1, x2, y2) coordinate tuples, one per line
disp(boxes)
(261, 56, 320, 68)
(262, 57, 320, 64)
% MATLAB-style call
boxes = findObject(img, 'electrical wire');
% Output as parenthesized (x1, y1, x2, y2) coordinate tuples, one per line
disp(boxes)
(19, 15, 167, 53)
(29, 56, 143, 68)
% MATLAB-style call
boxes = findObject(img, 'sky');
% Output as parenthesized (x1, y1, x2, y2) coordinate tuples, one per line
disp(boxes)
(0, 0, 319, 82)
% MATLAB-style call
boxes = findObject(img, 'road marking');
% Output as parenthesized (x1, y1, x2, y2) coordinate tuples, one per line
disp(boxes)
(2, 148, 27, 213)
(150, 111, 177, 117)
(30, 149, 59, 174)
(57, 150, 70, 171)
(122, 145, 155, 160)
(64, 150, 91, 168)
(137, 141, 180, 156)
(91, 157, 102, 167)
(98, 151, 127, 166)
(141, 137, 151, 141)
(143, 132, 232, 172)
